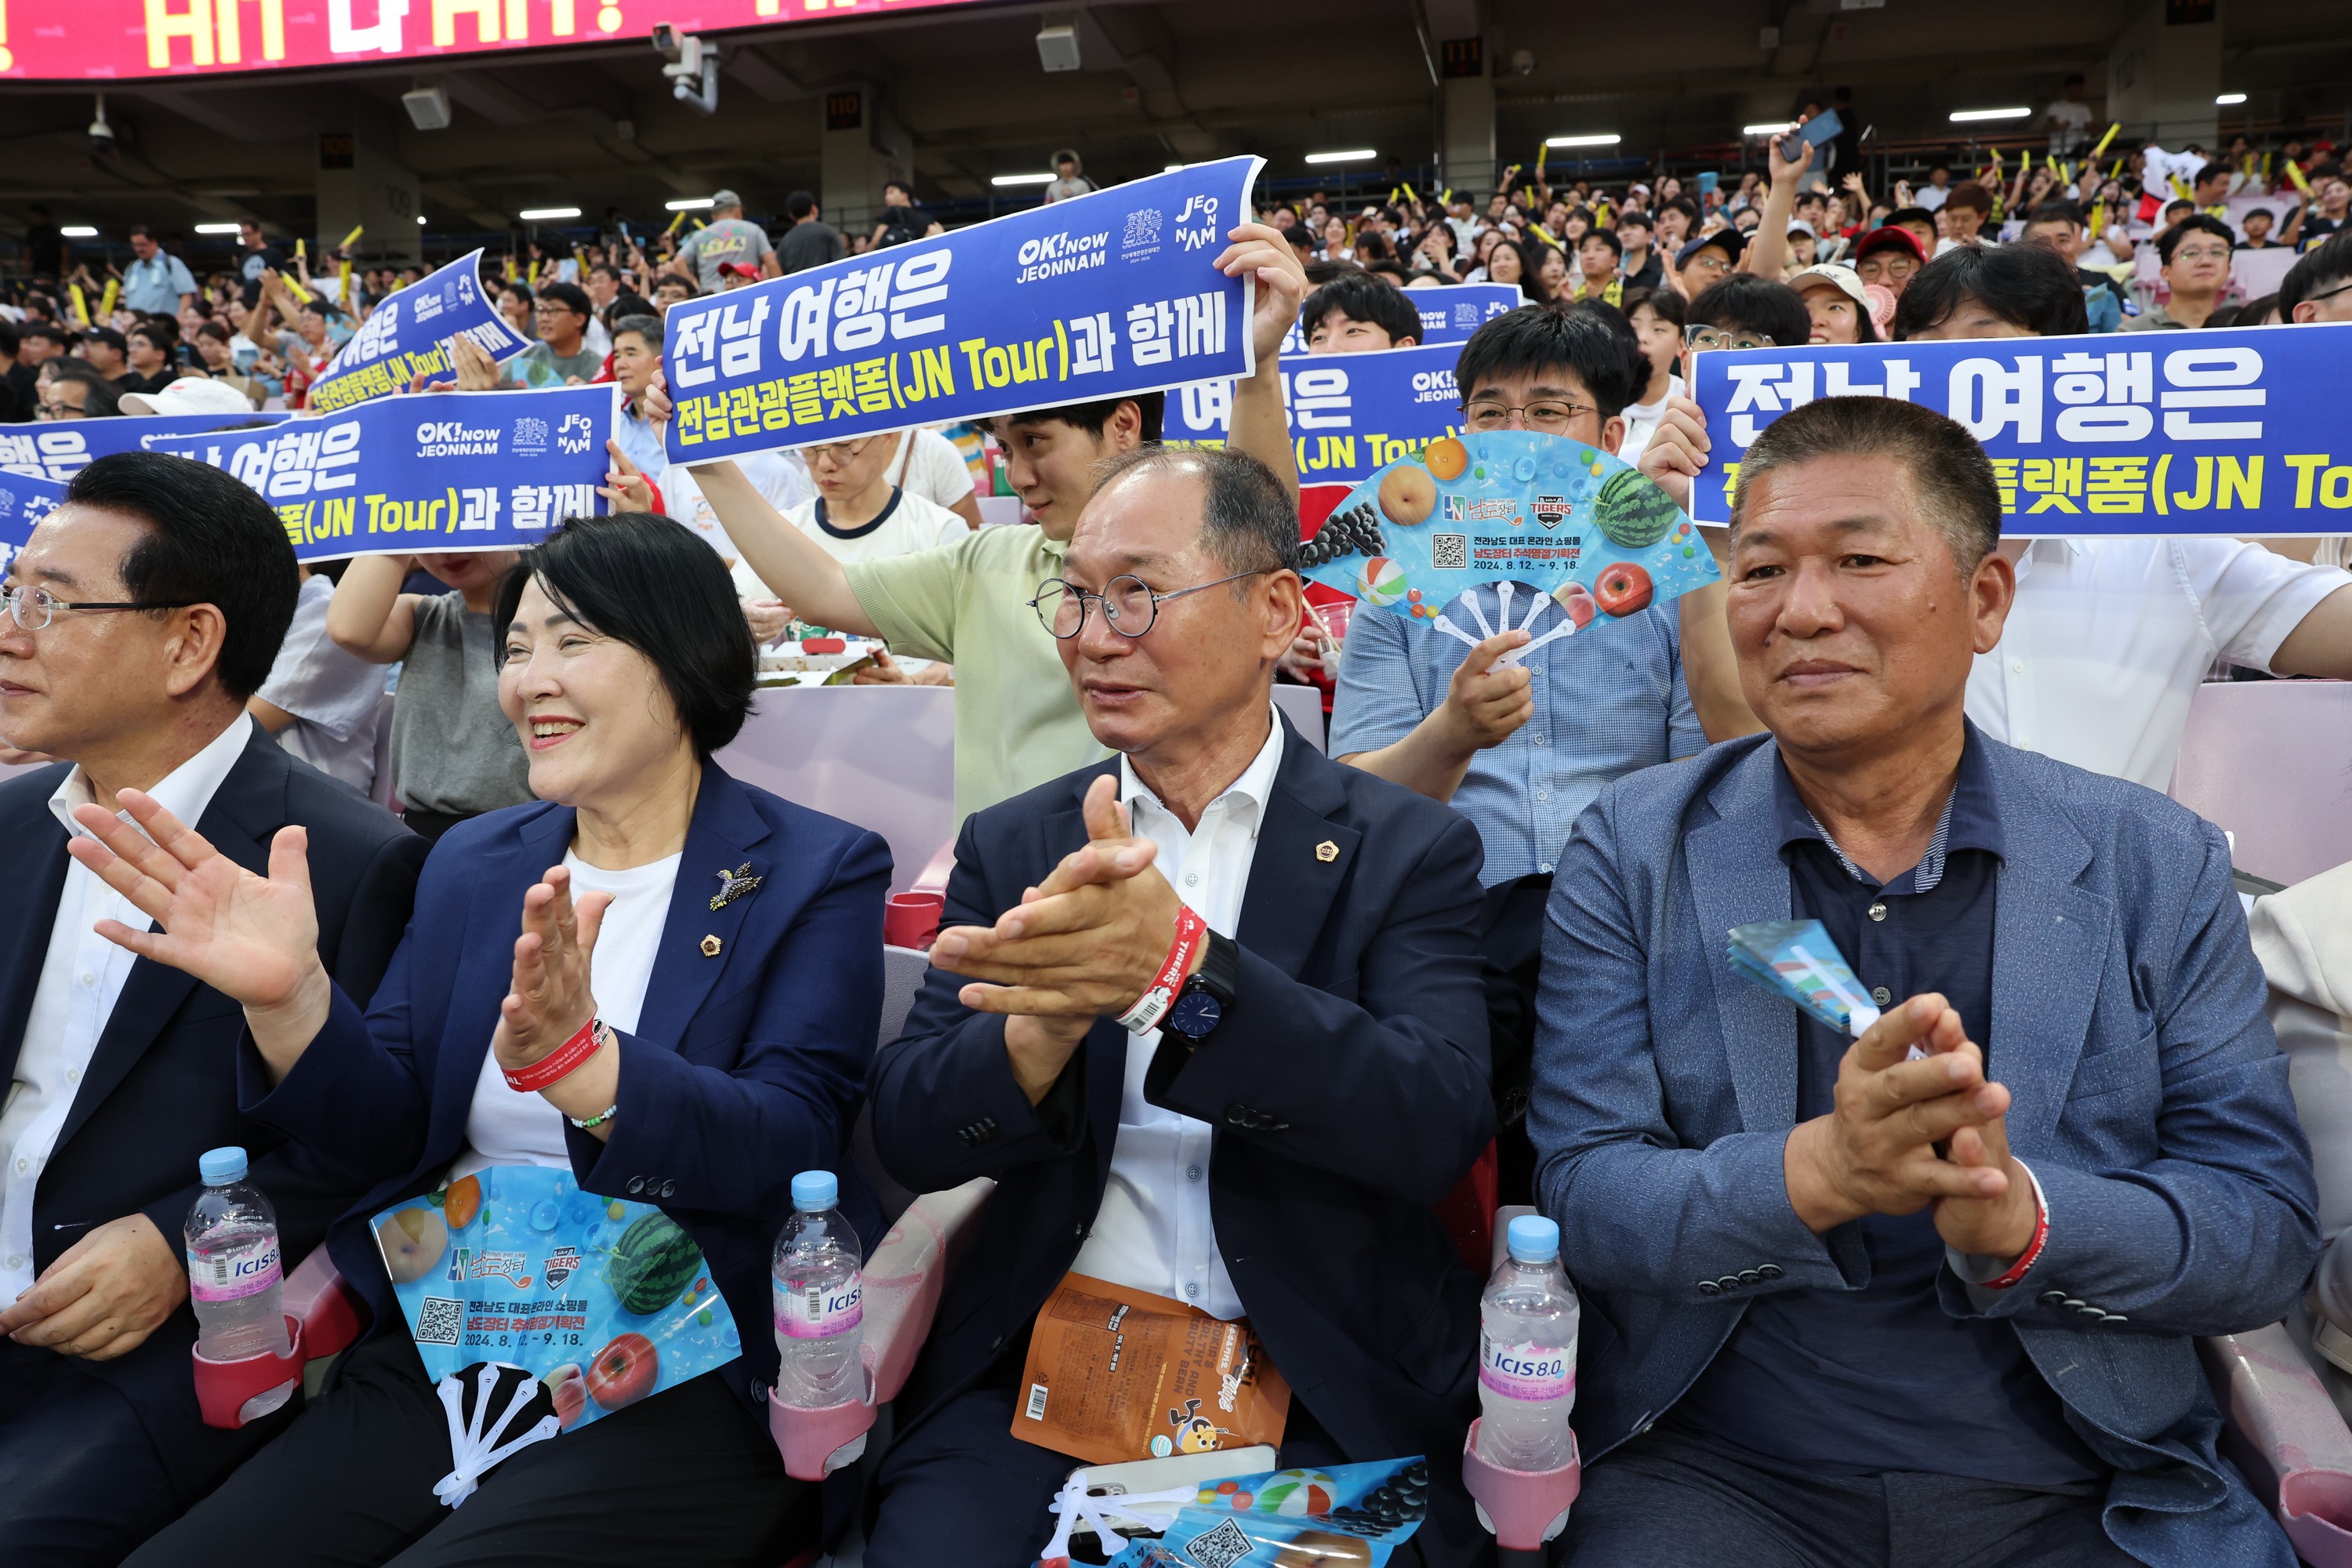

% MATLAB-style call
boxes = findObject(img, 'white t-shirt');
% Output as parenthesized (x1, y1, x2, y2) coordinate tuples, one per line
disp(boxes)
(1614, 372, 1683, 469)
(1915, 184, 1951, 213)
(2045, 100, 2093, 152)
(887, 428, 978, 517)
(662, 448, 811, 571)
(1965, 538, 2352, 792)
(454, 849, 683, 1179)
(779, 487, 968, 568)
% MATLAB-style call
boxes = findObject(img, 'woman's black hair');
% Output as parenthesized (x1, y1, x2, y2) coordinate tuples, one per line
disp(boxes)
(492, 513, 755, 757)
(1893, 243, 2089, 339)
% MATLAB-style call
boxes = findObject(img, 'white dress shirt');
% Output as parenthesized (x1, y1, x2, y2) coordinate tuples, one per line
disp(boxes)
(1966, 538, 2352, 793)
(0, 713, 255, 1307)
(1068, 712, 1285, 1322)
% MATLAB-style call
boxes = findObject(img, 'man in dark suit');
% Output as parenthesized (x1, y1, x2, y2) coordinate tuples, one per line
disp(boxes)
(0, 452, 425, 1564)
(866, 446, 1495, 1566)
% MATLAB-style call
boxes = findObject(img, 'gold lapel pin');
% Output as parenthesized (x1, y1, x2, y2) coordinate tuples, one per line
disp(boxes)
(1315, 840, 1339, 863)
(699, 935, 723, 958)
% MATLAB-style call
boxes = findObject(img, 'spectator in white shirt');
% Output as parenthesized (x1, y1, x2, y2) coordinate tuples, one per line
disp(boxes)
(882, 427, 984, 532)
(2045, 75, 2095, 159)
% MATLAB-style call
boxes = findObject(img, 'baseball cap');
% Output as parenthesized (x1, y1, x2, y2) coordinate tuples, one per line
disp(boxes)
(1853, 225, 1929, 265)
(1788, 263, 1869, 309)
(718, 261, 760, 281)
(119, 375, 258, 417)
(710, 188, 742, 209)
(1675, 230, 1747, 267)
(79, 326, 127, 353)
(1786, 220, 1817, 240)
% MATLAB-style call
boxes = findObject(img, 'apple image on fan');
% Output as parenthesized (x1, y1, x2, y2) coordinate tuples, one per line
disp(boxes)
(543, 1363, 587, 1428)
(586, 1332, 659, 1412)
(1594, 562, 1653, 617)
(1553, 581, 1597, 629)
(374, 1206, 448, 1283)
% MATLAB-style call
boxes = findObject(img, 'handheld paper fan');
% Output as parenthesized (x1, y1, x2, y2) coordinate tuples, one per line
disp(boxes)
(1298, 430, 1716, 664)
(1726, 920, 1882, 1038)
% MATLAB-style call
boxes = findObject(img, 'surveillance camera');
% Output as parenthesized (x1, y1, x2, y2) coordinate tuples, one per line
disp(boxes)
(1512, 48, 1535, 75)
(89, 93, 116, 152)
(651, 24, 683, 60)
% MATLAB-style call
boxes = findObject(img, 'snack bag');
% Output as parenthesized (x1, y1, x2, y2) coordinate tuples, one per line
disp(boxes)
(1298, 430, 1717, 665)
(1726, 919, 1881, 1036)
(372, 1165, 740, 1434)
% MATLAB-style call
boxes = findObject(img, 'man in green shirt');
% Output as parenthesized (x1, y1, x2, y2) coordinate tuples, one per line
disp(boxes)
(656, 222, 1306, 820)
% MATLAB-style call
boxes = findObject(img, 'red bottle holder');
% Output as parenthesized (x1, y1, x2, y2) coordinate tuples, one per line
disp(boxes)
(191, 1315, 305, 1430)
(1461, 1418, 1581, 1551)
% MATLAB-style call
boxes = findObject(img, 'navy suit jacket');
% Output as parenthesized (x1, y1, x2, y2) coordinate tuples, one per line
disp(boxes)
(0, 729, 423, 1490)
(242, 762, 891, 1411)
(869, 715, 1495, 1556)
(1532, 731, 2320, 1568)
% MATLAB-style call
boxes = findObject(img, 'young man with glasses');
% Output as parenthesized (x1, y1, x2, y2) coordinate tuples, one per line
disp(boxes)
(2125, 215, 2235, 332)
(652, 222, 1308, 821)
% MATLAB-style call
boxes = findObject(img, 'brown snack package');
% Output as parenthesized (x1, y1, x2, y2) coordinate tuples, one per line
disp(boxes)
(1010, 1272, 1290, 1466)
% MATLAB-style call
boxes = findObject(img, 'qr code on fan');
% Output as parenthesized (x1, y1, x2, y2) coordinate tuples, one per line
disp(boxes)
(1432, 533, 1468, 569)
(415, 1296, 464, 1346)
(1182, 1516, 1255, 1568)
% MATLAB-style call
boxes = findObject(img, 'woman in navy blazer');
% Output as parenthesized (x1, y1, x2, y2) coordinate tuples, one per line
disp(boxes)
(74, 514, 889, 1568)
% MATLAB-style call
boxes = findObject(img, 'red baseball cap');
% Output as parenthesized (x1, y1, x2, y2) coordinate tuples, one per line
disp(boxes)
(1853, 225, 1928, 265)
(719, 261, 760, 280)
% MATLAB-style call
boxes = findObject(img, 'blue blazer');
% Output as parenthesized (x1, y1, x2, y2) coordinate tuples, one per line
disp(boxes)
(869, 717, 1496, 1561)
(243, 762, 891, 1410)
(1530, 731, 2319, 1568)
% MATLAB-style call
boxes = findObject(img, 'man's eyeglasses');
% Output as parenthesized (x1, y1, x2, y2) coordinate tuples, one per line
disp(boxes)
(2169, 245, 2233, 264)
(1031, 570, 1267, 640)
(2, 584, 199, 632)
(1685, 325, 1780, 353)
(2299, 281, 2352, 310)
(803, 436, 877, 463)
(1462, 399, 1599, 433)
(1682, 252, 1735, 278)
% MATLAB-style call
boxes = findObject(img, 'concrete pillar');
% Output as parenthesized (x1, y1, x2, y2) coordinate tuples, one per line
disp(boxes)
(1426, 1, 1494, 198)
(2108, 0, 2223, 151)
(818, 84, 912, 238)
(316, 106, 423, 267)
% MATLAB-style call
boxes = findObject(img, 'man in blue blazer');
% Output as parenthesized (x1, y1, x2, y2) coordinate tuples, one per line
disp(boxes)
(866, 447, 1494, 1566)
(1532, 395, 2319, 1566)
(0, 454, 424, 1564)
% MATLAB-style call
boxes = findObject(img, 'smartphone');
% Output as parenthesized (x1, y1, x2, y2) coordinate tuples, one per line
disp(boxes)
(1780, 108, 1844, 164)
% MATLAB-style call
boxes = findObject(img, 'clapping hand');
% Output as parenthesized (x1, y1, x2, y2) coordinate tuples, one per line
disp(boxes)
(490, 867, 622, 1133)
(64, 790, 330, 1078)
(931, 775, 1183, 1102)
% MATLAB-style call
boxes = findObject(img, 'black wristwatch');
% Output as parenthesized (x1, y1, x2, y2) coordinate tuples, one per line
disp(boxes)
(1163, 930, 1239, 1042)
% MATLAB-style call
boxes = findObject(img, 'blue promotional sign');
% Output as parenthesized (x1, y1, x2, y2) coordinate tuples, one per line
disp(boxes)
(1281, 282, 1521, 354)
(145, 387, 614, 560)
(373, 1167, 740, 1435)
(308, 249, 534, 414)
(662, 156, 1265, 465)
(1688, 322, 2352, 534)
(0, 469, 65, 573)
(1300, 430, 1716, 657)
(1166, 343, 1466, 487)
(0, 412, 293, 482)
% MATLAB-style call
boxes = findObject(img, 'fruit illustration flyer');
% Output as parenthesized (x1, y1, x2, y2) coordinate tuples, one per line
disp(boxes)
(373, 1166, 740, 1432)
(1299, 430, 1718, 659)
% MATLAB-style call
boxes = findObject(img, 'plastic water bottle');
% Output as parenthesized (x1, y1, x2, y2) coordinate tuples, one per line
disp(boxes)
(185, 1147, 291, 1380)
(1476, 1215, 1580, 1472)
(771, 1171, 864, 1408)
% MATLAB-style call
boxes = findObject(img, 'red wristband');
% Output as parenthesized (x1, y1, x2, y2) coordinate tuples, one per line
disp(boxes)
(503, 1015, 605, 1093)
(1980, 1161, 2049, 1291)
(1116, 905, 1209, 1035)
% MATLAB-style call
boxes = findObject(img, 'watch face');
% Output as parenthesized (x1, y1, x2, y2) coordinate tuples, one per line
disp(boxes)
(1168, 987, 1223, 1039)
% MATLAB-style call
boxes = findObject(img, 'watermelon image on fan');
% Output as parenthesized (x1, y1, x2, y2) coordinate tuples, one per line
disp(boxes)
(1297, 430, 1718, 664)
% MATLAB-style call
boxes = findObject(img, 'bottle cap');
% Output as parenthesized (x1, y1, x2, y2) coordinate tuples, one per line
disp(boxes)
(1506, 1214, 1560, 1264)
(198, 1146, 249, 1185)
(790, 1171, 839, 1211)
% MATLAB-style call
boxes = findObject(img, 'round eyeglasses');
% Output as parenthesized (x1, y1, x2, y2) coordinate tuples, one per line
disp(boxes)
(1030, 570, 1267, 640)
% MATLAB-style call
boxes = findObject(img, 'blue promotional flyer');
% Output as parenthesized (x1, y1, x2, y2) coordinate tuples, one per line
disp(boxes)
(0, 412, 294, 482)
(662, 156, 1264, 464)
(1687, 322, 2352, 534)
(308, 249, 535, 413)
(372, 1167, 739, 1434)
(1167, 342, 1466, 488)
(0, 469, 64, 573)
(144, 387, 614, 560)
(1298, 430, 1717, 656)
(1279, 281, 1521, 354)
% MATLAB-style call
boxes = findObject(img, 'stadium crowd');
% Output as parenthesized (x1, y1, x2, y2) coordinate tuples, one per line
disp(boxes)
(4, 99, 2352, 1568)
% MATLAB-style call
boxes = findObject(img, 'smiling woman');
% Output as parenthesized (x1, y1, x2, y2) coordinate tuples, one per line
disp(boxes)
(91, 510, 894, 1567)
